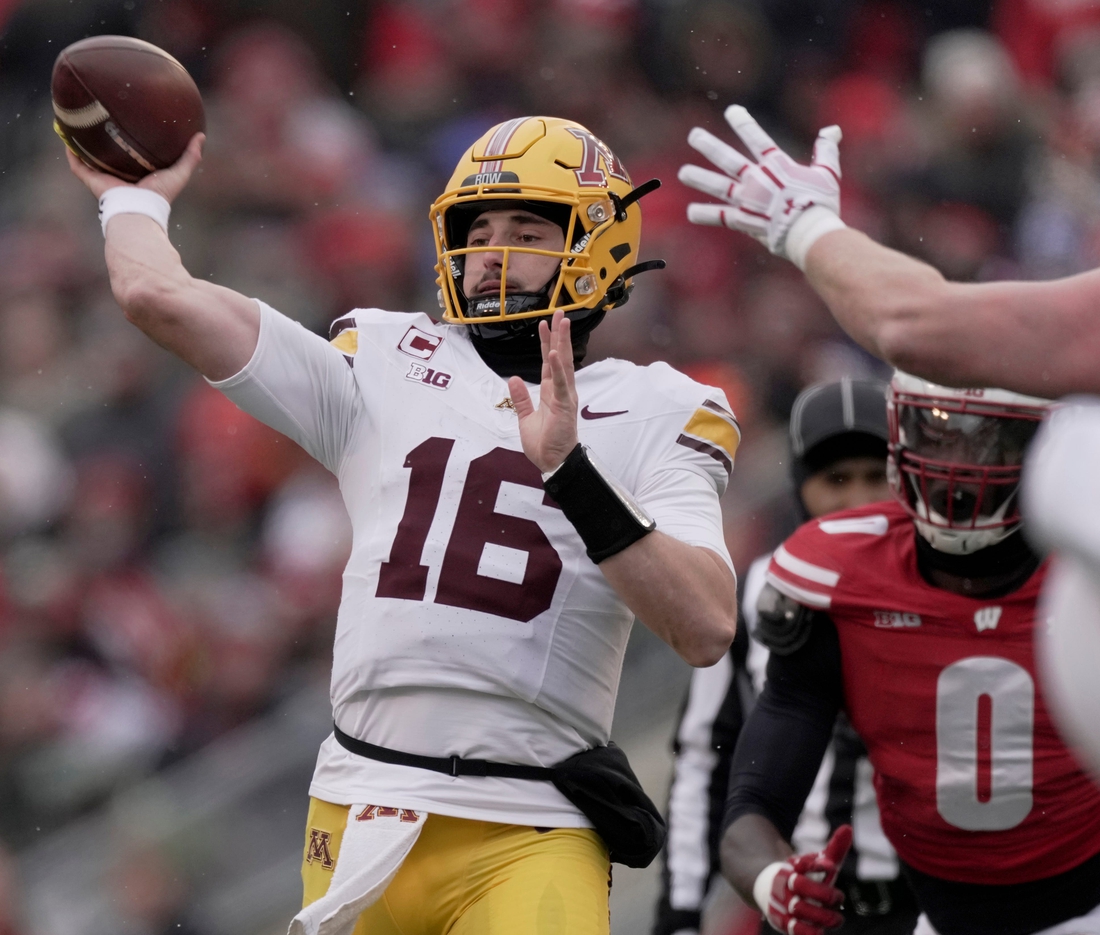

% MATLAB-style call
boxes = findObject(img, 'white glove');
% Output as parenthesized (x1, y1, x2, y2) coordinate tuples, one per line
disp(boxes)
(678, 105, 847, 269)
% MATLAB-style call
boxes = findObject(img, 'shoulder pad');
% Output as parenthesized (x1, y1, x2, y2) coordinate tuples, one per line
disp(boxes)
(754, 583, 822, 655)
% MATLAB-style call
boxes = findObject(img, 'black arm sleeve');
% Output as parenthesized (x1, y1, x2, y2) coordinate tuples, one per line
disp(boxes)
(722, 612, 844, 842)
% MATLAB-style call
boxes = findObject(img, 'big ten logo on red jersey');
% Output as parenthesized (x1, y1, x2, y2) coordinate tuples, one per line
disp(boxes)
(398, 325, 443, 361)
(873, 610, 921, 629)
(376, 438, 563, 623)
(565, 127, 630, 188)
(405, 362, 452, 390)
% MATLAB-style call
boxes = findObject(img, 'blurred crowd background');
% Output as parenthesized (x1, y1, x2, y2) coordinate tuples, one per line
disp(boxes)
(0, 0, 1096, 931)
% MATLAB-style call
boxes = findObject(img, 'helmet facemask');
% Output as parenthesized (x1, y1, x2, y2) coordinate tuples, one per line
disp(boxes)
(887, 382, 1046, 554)
(433, 184, 612, 327)
(443, 195, 594, 336)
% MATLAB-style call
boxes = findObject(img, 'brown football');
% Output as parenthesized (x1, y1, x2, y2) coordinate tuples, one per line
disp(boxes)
(52, 35, 204, 182)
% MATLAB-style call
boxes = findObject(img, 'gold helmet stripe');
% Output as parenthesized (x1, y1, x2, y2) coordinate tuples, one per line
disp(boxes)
(480, 116, 531, 173)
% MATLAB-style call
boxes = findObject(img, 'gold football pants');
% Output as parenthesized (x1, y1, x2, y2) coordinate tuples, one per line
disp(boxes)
(301, 797, 611, 934)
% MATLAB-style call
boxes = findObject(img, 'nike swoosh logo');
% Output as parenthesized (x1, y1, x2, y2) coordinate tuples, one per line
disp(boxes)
(581, 405, 629, 420)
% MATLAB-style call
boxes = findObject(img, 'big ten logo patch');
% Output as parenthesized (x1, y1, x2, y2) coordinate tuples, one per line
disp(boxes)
(406, 362, 452, 390)
(306, 828, 335, 869)
(398, 325, 443, 360)
(873, 610, 922, 629)
(356, 805, 420, 823)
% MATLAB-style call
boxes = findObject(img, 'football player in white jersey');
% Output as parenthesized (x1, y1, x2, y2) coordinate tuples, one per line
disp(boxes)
(66, 116, 740, 934)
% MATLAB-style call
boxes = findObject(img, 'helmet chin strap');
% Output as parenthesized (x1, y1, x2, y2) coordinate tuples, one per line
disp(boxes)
(463, 265, 608, 341)
(913, 496, 1018, 555)
(465, 290, 607, 383)
(464, 282, 558, 339)
(913, 527, 1040, 596)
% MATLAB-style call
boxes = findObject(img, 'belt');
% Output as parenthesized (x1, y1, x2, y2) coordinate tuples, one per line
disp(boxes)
(332, 723, 555, 781)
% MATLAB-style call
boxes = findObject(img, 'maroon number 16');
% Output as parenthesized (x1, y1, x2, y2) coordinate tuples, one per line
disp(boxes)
(376, 438, 563, 623)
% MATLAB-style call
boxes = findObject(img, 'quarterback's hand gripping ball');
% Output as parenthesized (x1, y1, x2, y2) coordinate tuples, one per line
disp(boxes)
(52, 35, 204, 183)
(754, 825, 851, 935)
(679, 106, 844, 267)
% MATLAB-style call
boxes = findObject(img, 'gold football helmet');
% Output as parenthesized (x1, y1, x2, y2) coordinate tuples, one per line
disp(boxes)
(429, 116, 663, 326)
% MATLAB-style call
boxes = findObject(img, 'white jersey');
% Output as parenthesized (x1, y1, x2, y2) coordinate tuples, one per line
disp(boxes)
(212, 301, 737, 826)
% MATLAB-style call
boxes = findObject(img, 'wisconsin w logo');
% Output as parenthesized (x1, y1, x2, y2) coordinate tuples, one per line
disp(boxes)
(306, 828, 335, 869)
(974, 606, 1002, 632)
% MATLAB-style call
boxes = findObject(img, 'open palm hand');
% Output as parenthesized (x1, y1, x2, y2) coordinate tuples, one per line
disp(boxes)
(508, 311, 580, 474)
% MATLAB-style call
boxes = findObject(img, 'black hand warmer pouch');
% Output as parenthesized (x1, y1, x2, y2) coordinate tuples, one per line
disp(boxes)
(551, 742, 667, 868)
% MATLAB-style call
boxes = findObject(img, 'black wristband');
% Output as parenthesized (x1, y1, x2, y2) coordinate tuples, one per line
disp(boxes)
(543, 444, 656, 563)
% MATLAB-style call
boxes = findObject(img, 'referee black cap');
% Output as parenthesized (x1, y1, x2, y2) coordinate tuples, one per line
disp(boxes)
(789, 378, 889, 488)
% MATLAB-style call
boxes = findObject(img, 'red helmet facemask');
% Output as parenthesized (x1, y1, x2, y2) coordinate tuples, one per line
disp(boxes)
(887, 376, 1048, 554)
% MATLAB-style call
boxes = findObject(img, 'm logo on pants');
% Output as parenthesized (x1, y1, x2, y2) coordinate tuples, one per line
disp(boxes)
(305, 828, 335, 869)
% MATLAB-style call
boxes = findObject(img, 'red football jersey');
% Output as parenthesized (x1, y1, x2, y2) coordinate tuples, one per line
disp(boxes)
(766, 501, 1100, 885)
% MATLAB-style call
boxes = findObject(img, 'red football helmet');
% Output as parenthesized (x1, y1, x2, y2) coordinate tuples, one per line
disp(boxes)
(887, 372, 1050, 554)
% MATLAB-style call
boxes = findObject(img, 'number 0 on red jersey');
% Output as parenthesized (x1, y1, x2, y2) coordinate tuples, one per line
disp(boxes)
(766, 502, 1100, 885)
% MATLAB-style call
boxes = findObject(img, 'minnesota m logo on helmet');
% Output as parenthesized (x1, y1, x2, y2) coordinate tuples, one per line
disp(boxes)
(429, 116, 664, 326)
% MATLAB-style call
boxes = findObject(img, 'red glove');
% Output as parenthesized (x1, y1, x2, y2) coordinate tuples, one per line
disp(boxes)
(753, 825, 852, 935)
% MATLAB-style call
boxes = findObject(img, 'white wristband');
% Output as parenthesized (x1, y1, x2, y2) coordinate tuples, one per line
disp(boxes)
(753, 861, 786, 915)
(784, 205, 847, 271)
(99, 187, 171, 237)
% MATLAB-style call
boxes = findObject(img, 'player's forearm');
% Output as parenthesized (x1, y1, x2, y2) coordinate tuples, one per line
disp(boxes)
(720, 813, 794, 908)
(805, 228, 1100, 395)
(802, 228, 959, 373)
(600, 534, 736, 667)
(105, 213, 193, 316)
(104, 214, 259, 380)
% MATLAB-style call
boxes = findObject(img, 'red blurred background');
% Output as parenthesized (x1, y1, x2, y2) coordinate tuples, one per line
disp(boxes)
(0, 1, 1092, 932)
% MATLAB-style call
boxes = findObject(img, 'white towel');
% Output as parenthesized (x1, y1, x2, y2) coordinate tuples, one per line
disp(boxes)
(288, 805, 427, 935)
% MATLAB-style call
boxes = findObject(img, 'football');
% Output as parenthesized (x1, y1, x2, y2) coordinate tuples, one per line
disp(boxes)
(52, 35, 204, 182)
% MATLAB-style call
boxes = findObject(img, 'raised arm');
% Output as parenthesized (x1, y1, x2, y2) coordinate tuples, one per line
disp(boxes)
(679, 105, 1100, 398)
(510, 312, 737, 668)
(67, 134, 259, 381)
(802, 228, 1100, 397)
